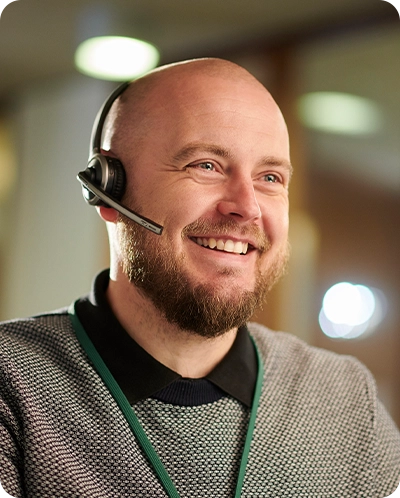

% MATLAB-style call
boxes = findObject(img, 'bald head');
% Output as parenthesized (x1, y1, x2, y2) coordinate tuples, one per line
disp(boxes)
(117, 58, 267, 106)
(134, 57, 261, 85)
(101, 58, 285, 158)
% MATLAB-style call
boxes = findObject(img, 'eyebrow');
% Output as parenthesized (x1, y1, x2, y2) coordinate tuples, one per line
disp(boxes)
(171, 143, 233, 163)
(171, 142, 293, 178)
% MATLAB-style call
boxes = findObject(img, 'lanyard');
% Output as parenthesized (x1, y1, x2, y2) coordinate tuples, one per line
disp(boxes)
(69, 301, 264, 498)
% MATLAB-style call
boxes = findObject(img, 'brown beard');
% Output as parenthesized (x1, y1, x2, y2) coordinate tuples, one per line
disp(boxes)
(117, 215, 289, 338)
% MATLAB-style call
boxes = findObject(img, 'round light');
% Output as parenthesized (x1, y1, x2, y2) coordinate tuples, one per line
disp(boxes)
(319, 282, 385, 340)
(323, 282, 375, 326)
(75, 36, 160, 81)
(297, 92, 383, 135)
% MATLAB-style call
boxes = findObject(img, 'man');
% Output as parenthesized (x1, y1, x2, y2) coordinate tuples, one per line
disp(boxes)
(0, 58, 399, 498)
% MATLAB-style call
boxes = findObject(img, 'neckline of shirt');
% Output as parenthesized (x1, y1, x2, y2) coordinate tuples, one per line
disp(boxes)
(74, 270, 257, 407)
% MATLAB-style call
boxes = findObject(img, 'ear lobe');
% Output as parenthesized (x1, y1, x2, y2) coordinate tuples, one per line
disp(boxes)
(96, 205, 119, 223)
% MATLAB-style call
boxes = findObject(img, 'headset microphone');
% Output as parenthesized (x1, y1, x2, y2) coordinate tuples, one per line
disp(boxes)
(77, 81, 164, 236)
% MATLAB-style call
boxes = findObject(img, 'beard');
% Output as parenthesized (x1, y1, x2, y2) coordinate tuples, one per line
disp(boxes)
(117, 214, 289, 338)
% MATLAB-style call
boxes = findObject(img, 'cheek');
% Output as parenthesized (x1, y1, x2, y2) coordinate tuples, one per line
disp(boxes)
(162, 188, 217, 226)
(260, 198, 289, 241)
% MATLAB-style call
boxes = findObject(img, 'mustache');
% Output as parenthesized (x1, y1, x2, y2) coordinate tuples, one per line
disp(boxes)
(181, 218, 270, 252)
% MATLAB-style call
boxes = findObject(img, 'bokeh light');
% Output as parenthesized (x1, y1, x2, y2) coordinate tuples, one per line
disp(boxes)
(319, 282, 387, 340)
(297, 92, 383, 135)
(75, 36, 160, 81)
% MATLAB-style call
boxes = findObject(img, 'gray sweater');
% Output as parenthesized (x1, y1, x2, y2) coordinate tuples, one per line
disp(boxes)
(0, 311, 399, 497)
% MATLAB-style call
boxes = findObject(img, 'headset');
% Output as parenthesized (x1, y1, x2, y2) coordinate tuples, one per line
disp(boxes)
(77, 81, 164, 235)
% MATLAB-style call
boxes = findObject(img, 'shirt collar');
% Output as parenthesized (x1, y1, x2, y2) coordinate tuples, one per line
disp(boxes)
(75, 270, 257, 407)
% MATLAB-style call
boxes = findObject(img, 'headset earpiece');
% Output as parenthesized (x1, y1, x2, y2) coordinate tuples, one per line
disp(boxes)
(82, 153, 126, 206)
(79, 81, 130, 206)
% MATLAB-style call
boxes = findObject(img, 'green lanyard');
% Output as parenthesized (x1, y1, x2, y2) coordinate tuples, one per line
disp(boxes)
(69, 301, 263, 498)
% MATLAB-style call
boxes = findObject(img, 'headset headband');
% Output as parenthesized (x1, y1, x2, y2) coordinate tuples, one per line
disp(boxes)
(90, 81, 131, 157)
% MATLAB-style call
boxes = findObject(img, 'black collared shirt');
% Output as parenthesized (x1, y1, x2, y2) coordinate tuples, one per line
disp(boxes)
(75, 270, 257, 407)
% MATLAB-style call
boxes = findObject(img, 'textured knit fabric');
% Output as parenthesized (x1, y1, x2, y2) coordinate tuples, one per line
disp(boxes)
(134, 397, 249, 496)
(0, 311, 399, 497)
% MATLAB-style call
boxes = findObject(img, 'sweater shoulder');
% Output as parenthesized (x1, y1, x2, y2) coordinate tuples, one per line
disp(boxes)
(0, 310, 79, 365)
(0, 309, 71, 338)
(247, 322, 377, 402)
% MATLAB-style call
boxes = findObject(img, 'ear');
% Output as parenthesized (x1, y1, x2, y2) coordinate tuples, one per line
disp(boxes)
(96, 205, 119, 223)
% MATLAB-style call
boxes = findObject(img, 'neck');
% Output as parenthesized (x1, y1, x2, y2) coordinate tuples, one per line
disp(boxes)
(106, 273, 237, 378)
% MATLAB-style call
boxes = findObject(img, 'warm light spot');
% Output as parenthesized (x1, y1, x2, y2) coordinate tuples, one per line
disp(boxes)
(75, 36, 159, 81)
(0, 121, 17, 204)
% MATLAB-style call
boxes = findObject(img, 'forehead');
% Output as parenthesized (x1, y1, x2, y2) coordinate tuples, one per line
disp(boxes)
(145, 72, 277, 119)
(110, 70, 290, 164)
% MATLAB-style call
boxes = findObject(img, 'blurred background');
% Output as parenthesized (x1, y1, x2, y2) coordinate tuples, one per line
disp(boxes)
(0, 0, 398, 424)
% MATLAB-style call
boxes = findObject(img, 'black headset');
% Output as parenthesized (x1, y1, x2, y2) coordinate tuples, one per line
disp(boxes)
(77, 81, 163, 235)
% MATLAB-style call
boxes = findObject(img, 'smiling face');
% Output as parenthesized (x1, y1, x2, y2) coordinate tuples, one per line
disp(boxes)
(106, 59, 291, 336)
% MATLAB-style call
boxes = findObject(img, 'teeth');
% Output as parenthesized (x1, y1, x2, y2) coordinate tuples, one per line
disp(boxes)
(233, 241, 243, 254)
(224, 240, 234, 252)
(195, 237, 249, 254)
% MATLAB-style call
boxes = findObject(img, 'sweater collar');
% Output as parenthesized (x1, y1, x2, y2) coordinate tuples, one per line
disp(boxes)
(75, 270, 257, 407)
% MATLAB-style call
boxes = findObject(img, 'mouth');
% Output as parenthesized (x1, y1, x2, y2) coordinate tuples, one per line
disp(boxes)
(191, 237, 255, 255)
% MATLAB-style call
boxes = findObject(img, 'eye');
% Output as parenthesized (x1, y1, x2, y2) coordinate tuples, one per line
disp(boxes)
(263, 173, 280, 183)
(185, 160, 224, 184)
(194, 161, 215, 171)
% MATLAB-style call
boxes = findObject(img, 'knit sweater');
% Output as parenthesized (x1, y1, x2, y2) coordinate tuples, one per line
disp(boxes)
(0, 310, 399, 497)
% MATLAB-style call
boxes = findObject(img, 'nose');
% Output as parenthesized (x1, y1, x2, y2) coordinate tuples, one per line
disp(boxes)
(217, 175, 261, 222)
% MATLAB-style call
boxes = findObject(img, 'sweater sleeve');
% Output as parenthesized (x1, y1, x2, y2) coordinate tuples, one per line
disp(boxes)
(0, 396, 25, 498)
(374, 399, 400, 497)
